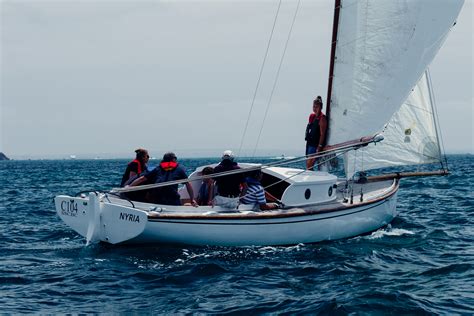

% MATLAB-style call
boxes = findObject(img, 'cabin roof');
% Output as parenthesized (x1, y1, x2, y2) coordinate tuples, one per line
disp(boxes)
(263, 167, 336, 184)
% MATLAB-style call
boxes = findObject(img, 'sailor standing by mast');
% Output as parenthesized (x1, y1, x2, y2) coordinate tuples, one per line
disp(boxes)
(305, 96, 327, 170)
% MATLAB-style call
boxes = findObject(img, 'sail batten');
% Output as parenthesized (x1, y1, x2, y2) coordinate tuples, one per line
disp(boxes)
(325, 0, 464, 146)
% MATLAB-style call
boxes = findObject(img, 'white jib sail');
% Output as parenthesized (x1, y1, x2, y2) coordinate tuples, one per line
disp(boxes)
(326, 0, 464, 145)
(344, 70, 442, 178)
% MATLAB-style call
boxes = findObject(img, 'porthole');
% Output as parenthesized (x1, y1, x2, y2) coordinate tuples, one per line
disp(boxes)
(328, 186, 333, 196)
(304, 189, 311, 200)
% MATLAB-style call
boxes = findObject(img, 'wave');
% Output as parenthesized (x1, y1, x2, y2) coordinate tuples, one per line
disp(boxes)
(0, 155, 473, 314)
(367, 226, 415, 239)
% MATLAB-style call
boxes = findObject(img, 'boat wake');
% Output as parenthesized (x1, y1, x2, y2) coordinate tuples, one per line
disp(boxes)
(171, 244, 307, 265)
(367, 226, 415, 239)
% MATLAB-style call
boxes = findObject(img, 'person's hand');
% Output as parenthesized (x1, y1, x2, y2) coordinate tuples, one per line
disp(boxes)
(191, 199, 198, 207)
(269, 203, 279, 209)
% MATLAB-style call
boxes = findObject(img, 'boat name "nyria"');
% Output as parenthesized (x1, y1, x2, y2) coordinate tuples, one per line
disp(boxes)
(119, 212, 140, 223)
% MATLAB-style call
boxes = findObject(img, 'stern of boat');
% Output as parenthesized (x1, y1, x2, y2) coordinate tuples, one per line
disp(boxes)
(54, 193, 148, 245)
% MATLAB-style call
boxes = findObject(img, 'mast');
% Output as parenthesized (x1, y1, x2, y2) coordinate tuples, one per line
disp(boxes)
(325, 0, 341, 142)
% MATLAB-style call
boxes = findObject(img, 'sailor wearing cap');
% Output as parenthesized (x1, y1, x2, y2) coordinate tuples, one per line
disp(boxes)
(212, 150, 246, 209)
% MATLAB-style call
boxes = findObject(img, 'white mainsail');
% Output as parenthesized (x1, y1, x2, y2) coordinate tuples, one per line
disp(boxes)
(344, 70, 443, 178)
(326, 0, 464, 146)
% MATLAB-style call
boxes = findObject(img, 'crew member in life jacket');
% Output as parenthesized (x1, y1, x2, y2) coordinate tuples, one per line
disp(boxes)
(120, 148, 149, 187)
(120, 148, 151, 202)
(128, 152, 197, 206)
(304, 96, 327, 170)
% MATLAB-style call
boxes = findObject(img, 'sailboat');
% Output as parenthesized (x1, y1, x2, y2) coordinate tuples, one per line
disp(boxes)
(54, 0, 464, 246)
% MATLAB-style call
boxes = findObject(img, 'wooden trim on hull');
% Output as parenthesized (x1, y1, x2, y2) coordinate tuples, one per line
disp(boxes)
(148, 179, 399, 221)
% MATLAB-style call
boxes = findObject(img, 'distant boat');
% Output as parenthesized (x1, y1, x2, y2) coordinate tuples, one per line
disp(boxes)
(54, 0, 463, 246)
(272, 154, 296, 160)
(69, 155, 76, 160)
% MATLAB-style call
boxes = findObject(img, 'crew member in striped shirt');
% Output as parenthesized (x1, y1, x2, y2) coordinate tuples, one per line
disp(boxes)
(240, 169, 279, 211)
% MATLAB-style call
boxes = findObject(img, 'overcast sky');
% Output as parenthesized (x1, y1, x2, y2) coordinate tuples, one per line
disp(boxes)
(1, 0, 472, 159)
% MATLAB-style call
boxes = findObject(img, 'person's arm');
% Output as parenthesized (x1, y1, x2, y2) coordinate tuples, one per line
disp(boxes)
(185, 182, 197, 206)
(254, 186, 278, 210)
(129, 175, 147, 187)
(240, 182, 248, 197)
(318, 116, 328, 152)
(264, 190, 279, 203)
(259, 202, 279, 210)
(128, 161, 139, 179)
(207, 181, 215, 206)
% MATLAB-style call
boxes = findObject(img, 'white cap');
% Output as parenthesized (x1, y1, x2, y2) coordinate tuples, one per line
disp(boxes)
(222, 150, 234, 160)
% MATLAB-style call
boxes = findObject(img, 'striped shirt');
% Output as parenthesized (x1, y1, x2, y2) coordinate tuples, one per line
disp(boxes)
(240, 181, 266, 206)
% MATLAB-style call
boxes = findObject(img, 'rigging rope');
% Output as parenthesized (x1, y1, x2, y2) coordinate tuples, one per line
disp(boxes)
(238, 148, 348, 207)
(426, 69, 449, 172)
(112, 136, 381, 194)
(237, 0, 282, 158)
(251, 0, 301, 158)
(260, 149, 346, 198)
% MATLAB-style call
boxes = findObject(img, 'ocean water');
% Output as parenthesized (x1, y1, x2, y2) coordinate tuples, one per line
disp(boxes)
(0, 155, 473, 314)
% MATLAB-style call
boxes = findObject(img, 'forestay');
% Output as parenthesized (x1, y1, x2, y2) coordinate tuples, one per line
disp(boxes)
(326, 0, 464, 145)
(344, 71, 443, 178)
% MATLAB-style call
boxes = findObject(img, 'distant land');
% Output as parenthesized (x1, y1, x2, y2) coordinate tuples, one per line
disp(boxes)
(0, 152, 10, 160)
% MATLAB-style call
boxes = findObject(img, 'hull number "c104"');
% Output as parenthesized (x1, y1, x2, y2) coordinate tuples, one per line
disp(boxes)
(61, 200, 78, 217)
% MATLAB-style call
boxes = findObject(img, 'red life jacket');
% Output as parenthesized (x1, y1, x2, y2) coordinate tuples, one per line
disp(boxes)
(160, 161, 178, 171)
(305, 112, 325, 146)
(132, 159, 143, 174)
(308, 112, 323, 124)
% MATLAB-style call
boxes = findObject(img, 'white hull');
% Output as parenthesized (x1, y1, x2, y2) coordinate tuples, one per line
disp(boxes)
(134, 192, 398, 246)
(54, 175, 399, 247)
